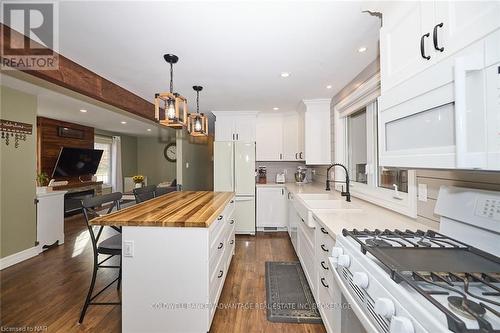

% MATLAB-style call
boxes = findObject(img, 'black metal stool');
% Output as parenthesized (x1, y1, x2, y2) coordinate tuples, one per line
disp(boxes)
(78, 192, 123, 324)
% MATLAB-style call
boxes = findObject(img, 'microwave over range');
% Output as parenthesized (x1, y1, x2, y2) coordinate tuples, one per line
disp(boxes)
(378, 29, 500, 171)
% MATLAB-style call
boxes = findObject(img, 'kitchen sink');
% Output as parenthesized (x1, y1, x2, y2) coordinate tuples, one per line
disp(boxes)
(293, 193, 361, 228)
(296, 193, 337, 201)
(304, 199, 358, 210)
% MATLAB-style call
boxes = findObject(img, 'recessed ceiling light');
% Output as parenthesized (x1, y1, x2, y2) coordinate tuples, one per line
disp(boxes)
(121, 121, 127, 124)
(280, 72, 290, 78)
(358, 47, 367, 53)
(273, 107, 280, 111)
(79, 109, 87, 113)
(326, 85, 332, 89)
(147, 128, 152, 132)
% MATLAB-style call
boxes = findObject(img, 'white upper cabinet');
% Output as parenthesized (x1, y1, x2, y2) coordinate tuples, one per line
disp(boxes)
(283, 112, 305, 161)
(256, 113, 284, 161)
(303, 99, 331, 165)
(435, 1, 500, 60)
(377, 0, 500, 93)
(213, 112, 258, 142)
(256, 112, 305, 161)
(380, 1, 435, 92)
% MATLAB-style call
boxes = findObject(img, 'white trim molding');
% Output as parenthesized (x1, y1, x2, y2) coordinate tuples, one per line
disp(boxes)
(335, 73, 381, 117)
(0, 246, 39, 270)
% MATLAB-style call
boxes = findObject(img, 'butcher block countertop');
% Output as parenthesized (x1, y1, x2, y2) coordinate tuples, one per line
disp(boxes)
(90, 191, 235, 228)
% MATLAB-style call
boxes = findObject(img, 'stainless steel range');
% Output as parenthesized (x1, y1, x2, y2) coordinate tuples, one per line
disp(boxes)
(328, 186, 500, 333)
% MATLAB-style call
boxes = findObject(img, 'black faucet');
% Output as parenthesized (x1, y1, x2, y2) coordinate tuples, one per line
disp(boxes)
(325, 163, 351, 202)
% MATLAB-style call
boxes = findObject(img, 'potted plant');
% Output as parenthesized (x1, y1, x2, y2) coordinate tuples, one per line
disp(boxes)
(132, 175, 145, 188)
(36, 172, 50, 193)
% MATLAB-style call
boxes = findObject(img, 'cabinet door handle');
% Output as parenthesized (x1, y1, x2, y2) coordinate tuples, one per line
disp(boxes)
(295, 153, 298, 159)
(232, 133, 235, 140)
(433, 22, 444, 52)
(229, 219, 235, 225)
(281, 188, 284, 195)
(230, 239, 234, 245)
(218, 270, 223, 278)
(218, 242, 224, 249)
(420, 33, 431, 60)
(320, 227, 328, 235)
(321, 277, 329, 288)
(321, 244, 329, 252)
(299, 152, 303, 159)
(321, 261, 329, 270)
(217, 215, 223, 220)
(236, 133, 239, 140)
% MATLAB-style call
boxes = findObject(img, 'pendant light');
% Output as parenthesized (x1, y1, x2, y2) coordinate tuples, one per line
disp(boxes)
(188, 86, 208, 136)
(154, 54, 188, 129)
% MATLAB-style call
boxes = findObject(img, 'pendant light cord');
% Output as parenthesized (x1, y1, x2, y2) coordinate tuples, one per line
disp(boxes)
(196, 90, 200, 114)
(169, 63, 174, 93)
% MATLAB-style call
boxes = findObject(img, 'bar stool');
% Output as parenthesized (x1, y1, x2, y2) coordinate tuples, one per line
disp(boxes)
(133, 184, 156, 203)
(78, 192, 123, 324)
(154, 186, 175, 197)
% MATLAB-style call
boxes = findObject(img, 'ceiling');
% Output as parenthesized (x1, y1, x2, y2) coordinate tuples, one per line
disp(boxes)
(1, 73, 171, 138)
(54, 1, 380, 114)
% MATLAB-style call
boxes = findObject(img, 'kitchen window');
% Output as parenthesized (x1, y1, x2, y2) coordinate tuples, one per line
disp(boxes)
(334, 73, 417, 217)
(94, 135, 113, 185)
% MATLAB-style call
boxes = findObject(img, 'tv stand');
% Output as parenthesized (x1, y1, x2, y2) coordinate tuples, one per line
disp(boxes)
(52, 181, 103, 215)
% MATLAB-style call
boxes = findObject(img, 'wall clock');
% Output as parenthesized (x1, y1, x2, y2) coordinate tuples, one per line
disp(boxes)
(164, 142, 177, 162)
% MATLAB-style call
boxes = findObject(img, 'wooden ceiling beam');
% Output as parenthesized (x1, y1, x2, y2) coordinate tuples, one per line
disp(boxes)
(0, 23, 156, 122)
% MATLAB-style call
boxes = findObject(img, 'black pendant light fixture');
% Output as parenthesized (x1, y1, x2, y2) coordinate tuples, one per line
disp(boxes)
(154, 54, 188, 129)
(188, 86, 208, 136)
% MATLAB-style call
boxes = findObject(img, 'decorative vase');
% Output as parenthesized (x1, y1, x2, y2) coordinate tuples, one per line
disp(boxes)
(134, 183, 142, 189)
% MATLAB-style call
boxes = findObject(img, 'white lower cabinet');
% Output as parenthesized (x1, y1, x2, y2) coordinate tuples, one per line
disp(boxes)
(36, 190, 66, 251)
(122, 198, 235, 333)
(256, 187, 286, 229)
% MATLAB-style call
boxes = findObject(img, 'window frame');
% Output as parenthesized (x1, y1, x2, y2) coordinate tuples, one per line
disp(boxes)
(94, 135, 113, 186)
(333, 75, 417, 218)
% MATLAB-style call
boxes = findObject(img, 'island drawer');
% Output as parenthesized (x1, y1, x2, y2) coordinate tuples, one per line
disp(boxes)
(209, 254, 227, 307)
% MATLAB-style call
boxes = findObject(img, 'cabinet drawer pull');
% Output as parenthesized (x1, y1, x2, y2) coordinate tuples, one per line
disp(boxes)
(321, 261, 329, 270)
(420, 33, 431, 60)
(321, 277, 329, 288)
(230, 240, 234, 245)
(218, 270, 223, 278)
(217, 215, 223, 220)
(218, 242, 224, 249)
(433, 22, 444, 52)
(299, 152, 303, 159)
(230, 200, 234, 204)
(229, 219, 235, 225)
(320, 227, 328, 235)
(295, 153, 298, 159)
(321, 244, 329, 252)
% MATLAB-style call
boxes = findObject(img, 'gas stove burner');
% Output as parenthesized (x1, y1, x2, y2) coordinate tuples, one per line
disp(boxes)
(448, 296, 486, 319)
(366, 238, 392, 247)
(417, 240, 432, 247)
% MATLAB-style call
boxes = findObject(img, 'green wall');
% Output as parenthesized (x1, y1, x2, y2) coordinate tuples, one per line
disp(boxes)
(94, 129, 138, 177)
(137, 136, 176, 186)
(177, 133, 213, 191)
(0, 86, 37, 258)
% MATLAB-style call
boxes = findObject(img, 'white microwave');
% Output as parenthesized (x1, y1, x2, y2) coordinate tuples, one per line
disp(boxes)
(378, 30, 500, 171)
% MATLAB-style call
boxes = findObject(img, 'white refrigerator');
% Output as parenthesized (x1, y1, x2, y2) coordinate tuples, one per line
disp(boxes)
(214, 141, 255, 234)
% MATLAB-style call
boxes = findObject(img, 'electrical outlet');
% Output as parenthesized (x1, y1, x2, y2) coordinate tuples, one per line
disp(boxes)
(418, 184, 428, 202)
(123, 241, 134, 257)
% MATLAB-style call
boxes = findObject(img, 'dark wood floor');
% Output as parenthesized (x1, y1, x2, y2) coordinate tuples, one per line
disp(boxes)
(0, 216, 325, 333)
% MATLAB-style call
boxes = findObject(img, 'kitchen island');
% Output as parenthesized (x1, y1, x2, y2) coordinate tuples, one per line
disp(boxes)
(90, 191, 236, 333)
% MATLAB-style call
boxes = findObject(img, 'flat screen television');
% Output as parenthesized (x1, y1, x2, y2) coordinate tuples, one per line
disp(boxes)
(52, 147, 103, 178)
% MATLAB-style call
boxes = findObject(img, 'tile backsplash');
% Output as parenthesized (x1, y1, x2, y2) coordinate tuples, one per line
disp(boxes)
(255, 161, 306, 183)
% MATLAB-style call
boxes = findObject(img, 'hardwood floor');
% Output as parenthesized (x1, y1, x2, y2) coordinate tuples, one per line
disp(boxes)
(0, 216, 326, 333)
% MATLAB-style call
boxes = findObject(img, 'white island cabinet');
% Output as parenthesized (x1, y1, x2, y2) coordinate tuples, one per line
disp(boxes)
(90, 191, 235, 333)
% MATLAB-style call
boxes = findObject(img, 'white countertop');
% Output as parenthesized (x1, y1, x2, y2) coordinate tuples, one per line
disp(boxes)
(257, 182, 434, 237)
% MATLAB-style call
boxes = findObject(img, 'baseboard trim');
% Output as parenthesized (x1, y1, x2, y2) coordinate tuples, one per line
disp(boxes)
(0, 246, 39, 270)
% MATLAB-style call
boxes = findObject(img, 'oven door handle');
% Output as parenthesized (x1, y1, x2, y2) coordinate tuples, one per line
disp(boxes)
(454, 54, 486, 169)
(328, 257, 380, 333)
